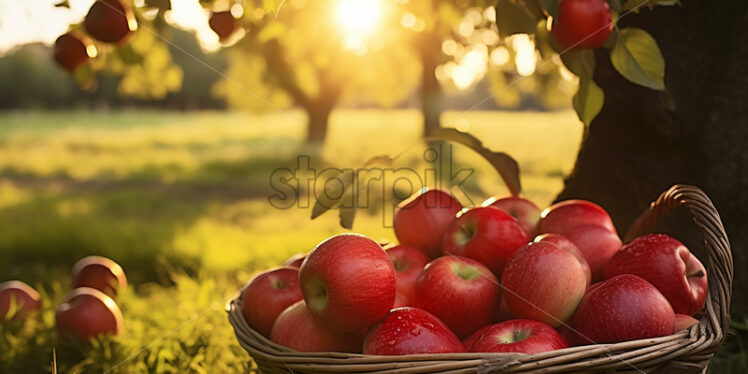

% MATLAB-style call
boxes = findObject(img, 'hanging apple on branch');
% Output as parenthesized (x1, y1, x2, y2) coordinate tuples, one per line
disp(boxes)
(497, 0, 674, 125)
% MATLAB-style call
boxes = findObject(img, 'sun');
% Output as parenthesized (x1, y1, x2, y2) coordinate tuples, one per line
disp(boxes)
(335, 0, 383, 36)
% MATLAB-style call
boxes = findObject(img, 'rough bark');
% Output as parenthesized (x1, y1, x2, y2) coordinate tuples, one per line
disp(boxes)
(416, 30, 445, 137)
(558, 1, 748, 316)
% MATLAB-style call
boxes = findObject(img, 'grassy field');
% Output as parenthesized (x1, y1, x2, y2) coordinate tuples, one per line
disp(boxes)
(0, 110, 744, 373)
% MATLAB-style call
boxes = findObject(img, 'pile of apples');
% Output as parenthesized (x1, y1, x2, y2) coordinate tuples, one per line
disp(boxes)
(0, 256, 126, 342)
(242, 188, 707, 355)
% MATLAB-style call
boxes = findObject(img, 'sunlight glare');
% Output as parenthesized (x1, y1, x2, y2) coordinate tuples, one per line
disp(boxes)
(336, 0, 383, 36)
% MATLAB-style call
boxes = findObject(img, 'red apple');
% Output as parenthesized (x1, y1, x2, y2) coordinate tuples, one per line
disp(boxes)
(442, 207, 529, 277)
(283, 253, 306, 268)
(0, 281, 42, 321)
(299, 234, 396, 332)
(550, 0, 613, 51)
(483, 196, 540, 236)
(468, 319, 568, 354)
(414, 256, 500, 338)
(534, 233, 592, 284)
(538, 199, 616, 235)
(53, 33, 96, 72)
(242, 267, 303, 337)
(675, 314, 699, 331)
(55, 287, 124, 341)
(394, 188, 463, 258)
(72, 256, 127, 297)
(604, 234, 708, 316)
(270, 301, 361, 352)
(385, 244, 430, 301)
(363, 307, 464, 355)
(501, 242, 588, 327)
(563, 224, 622, 282)
(462, 324, 491, 351)
(84, 0, 137, 44)
(566, 274, 675, 345)
(209, 11, 238, 41)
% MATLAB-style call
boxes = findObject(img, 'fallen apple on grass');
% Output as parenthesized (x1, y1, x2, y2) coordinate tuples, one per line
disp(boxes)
(363, 307, 464, 355)
(394, 188, 462, 258)
(299, 234, 396, 333)
(414, 256, 500, 338)
(502, 242, 588, 327)
(468, 319, 568, 354)
(242, 267, 303, 337)
(0, 281, 42, 322)
(604, 234, 708, 316)
(442, 207, 529, 277)
(55, 287, 124, 342)
(72, 255, 127, 297)
(271, 301, 362, 353)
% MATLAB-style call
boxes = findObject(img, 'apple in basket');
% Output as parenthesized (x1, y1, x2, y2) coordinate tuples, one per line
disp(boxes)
(482, 196, 541, 236)
(604, 234, 708, 316)
(271, 301, 362, 352)
(394, 188, 463, 259)
(298, 234, 396, 333)
(566, 274, 675, 345)
(413, 256, 500, 338)
(363, 307, 464, 354)
(466, 319, 568, 354)
(501, 241, 589, 327)
(385, 244, 430, 302)
(242, 267, 303, 337)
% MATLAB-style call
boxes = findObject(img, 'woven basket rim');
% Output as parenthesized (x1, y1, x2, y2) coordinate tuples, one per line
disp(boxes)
(228, 184, 733, 373)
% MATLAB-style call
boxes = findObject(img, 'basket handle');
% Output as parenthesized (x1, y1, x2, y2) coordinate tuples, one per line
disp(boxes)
(625, 184, 733, 343)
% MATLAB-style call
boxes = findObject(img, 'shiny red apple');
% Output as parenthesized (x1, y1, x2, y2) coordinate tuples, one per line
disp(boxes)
(385, 244, 429, 302)
(551, 0, 613, 51)
(394, 188, 462, 258)
(502, 242, 588, 327)
(538, 199, 616, 235)
(55, 287, 124, 341)
(0, 281, 42, 321)
(270, 301, 361, 352)
(604, 234, 708, 316)
(468, 319, 568, 354)
(283, 253, 306, 268)
(72, 255, 127, 297)
(53, 33, 96, 72)
(675, 314, 699, 331)
(442, 207, 529, 277)
(414, 256, 500, 338)
(242, 267, 303, 337)
(483, 196, 541, 236)
(363, 307, 464, 355)
(534, 233, 591, 284)
(84, 0, 137, 44)
(563, 224, 622, 282)
(566, 274, 675, 345)
(299, 234, 396, 332)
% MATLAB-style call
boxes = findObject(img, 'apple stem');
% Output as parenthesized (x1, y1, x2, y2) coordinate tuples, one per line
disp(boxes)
(687, 270, 705, 278)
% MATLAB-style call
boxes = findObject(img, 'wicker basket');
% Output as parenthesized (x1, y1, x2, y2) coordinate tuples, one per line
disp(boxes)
(227, 185, 733, 373)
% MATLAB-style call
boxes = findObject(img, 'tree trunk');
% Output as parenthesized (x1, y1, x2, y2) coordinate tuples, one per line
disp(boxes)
(305, 103, 331, 144)
(417, 31, 444, 137)
(557, 1, 748, 316)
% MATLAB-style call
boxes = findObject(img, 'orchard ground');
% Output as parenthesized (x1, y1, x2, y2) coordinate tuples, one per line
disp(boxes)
(0, 110, 744, 373)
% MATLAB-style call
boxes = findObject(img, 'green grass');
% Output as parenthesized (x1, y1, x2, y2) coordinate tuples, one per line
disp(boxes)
(0, 109, 744, 373)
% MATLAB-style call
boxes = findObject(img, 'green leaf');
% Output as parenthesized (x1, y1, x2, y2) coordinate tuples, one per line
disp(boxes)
(338, 188, 356, 230)
(262, 0, 286, 15)
(425, 128, 521, 196)
(560, 49, 595, 77)
(496, 0, 538, 38)
(573, 77, 605, 126)
(311, 169, 354, 220)
(538, 0, 560, 19)
(610, 28, 665, 90)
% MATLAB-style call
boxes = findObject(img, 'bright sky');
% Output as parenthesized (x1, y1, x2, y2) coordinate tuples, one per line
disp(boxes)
(0, 0, 218, 54)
